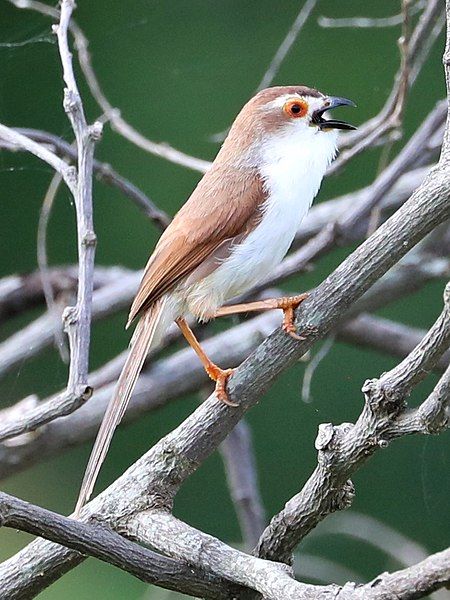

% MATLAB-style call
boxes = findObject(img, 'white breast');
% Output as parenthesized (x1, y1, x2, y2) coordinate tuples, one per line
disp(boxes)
(185, 126, 338, 319)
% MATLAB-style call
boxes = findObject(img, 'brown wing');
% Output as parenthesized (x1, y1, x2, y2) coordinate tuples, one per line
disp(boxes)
(127, 165, 267, 325)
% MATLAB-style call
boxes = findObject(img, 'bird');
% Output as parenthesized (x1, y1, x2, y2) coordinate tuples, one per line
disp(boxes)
(74, 85, 355, 515)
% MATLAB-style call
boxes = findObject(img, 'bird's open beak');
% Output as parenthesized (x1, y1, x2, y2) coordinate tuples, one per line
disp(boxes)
(312, 96, 357, 131)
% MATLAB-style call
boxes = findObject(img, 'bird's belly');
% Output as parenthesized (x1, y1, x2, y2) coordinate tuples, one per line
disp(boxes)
(185, 197, 304, 319)
(217, 221, 295, 297)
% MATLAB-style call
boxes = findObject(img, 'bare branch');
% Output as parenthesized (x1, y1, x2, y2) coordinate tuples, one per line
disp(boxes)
(220, 420, 266, 549)
(128, 511, 320, 600)
(129, 512, 450, 600)
(318, 2, 425, 29)
(8, 127, 171, 229)
(0, 124, 77, 193)
(54, 0, 102, 394)
(338, 313, 450, 373)
(255, 282, 450, 564)
(37, 168, 69, 361)
(0, 491, 239, 600)
(212, 0, 318, 143)
(256, 0, 318, 92)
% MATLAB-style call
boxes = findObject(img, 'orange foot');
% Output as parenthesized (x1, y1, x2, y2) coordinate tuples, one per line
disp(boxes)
(277, 294, 308, 341)
(205, 363, 237, 406)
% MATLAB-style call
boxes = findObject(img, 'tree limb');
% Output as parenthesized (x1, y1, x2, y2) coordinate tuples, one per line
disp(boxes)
(0, 491, 240, 600)
(255, 282, 450, 564)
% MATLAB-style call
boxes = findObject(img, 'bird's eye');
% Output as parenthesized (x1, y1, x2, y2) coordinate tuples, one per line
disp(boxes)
(283, 98, 308, 118)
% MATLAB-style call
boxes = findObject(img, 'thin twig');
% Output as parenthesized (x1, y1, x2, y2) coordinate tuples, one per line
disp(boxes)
(212, 0, 317, 142)
(37, 166, 69, 362)
(0, 124, 77, 193)
(318, 1, 425, 29)
(256, 0, 318, 92)
(9, 127, 171, 229)
(220, 420, 266, 549)
(8, 0, 210, 173)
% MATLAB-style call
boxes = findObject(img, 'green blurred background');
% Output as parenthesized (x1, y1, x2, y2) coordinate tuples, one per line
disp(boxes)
(0, 1, 448, 598)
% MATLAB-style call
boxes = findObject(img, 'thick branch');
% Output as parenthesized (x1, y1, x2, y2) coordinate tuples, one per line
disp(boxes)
(255, 283, 450, 564)
(127, 511, 324, 600)
(0, 492, 239, 600)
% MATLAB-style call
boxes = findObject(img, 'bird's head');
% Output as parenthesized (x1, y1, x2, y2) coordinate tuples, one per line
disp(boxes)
(223, 85, 356, 166)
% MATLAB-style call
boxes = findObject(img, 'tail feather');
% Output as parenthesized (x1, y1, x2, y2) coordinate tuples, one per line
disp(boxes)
(74, 297, 169, 516)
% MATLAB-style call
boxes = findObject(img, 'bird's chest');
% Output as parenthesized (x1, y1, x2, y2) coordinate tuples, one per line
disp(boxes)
(221, 158, 321, 297)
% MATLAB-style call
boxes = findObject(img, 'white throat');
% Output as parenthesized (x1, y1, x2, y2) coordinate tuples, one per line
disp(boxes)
(259, 125, 338, 212)
(253, 126, 338, 263)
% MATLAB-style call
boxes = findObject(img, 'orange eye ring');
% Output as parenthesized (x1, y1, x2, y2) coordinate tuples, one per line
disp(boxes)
(283, 98, 308, 119)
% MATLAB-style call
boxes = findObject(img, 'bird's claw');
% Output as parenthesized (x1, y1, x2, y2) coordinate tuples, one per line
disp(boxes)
(282, 321, 306, 341)
(281, 295, 308, 341)
(206, 364, 237, 406)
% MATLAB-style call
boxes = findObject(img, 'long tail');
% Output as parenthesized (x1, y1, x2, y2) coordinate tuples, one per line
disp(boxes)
(74, 297, 171, 516)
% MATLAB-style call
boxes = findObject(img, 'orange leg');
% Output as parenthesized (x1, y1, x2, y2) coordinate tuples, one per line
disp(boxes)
(176, 317, 237, 406)
(214, 293, 308, 340)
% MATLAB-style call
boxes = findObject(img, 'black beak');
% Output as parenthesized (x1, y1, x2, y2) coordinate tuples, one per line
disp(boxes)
(312, 96, 357, 131)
